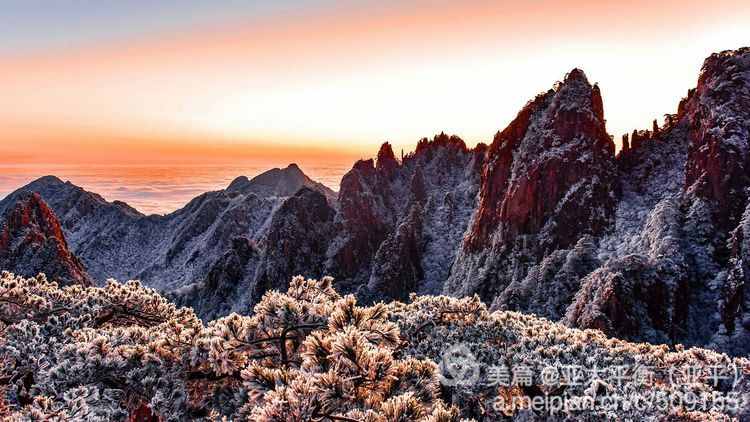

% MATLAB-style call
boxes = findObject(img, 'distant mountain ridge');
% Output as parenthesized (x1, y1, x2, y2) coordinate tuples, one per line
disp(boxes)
(0, 164, 335, 292)
(1, 48, 748, 356)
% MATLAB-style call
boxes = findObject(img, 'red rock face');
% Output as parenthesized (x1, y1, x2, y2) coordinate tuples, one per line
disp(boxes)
(467, 69, 617, 252)
(684, 48, 750, 230)
(0, 192, 92, 286)
(334, 159, 394, 276)
(376, 141, 399, 176)
(465, 95, 537, 250)
(128, 402, 161, 422)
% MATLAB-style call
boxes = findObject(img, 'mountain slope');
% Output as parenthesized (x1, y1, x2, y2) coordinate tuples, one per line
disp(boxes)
(446, 68, 618, 306)
(0, 192, 92, 286)
(0, 165, 335, 291)
(179, 137, 486, 316)
(181, 187, 337, 320)
(566, 48, 750, 355)
(327, 135, 486, 299)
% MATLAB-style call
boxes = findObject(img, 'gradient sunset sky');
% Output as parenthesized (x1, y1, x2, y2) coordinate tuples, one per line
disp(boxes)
(2, 0, 749, 164)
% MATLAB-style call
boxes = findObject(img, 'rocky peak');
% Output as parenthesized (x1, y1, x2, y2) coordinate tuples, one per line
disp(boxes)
(375, 142, 399, 175)
(31, 175, 65, 187)
(414, 132, 469, 156)
(466, 68, 617, 251)
(226, 163, 336, 202)
(565, 67, 587, 81)
(330, 130, 483, 296)
(621, 133, 630, 152)
(227, 164, 307, 194)
(0, 175, 133, 221)
(0, 192, 92, 286)
(684, 47, 750, 230)
(406, 133, 482, 172)
(226, 176, 251, 192)
(349, 158, 375, 174)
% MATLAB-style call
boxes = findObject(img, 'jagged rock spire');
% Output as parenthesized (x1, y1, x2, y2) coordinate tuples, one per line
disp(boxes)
(464, 67, 616, 251)
(684, 47, 750, 229)
(376, 141, 399, 175)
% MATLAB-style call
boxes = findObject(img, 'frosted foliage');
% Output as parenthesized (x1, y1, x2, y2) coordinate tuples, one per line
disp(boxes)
(712, 202, 750, 355)
(0, 272, 464, 421)
(493, 236, 598, 320)
(393, 294, 750, 420)
(1, 272, 749, 420)
(598, 124, 688, 263)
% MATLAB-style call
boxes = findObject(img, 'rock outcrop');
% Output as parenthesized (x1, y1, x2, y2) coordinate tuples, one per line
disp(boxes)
(446, 68, 618, 305)
(332, 158, 394, 281)
(367, 204, 424, 301)
(252, 187, 336, 302)
(684, 48, 750, 230)
(567, 48, 750, 355)
(467, 69, 616, 251)
(0, 192, 92, 286)
(327, 133, 485, 298)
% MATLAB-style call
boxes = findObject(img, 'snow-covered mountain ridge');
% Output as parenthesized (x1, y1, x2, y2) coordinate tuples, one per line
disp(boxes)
(1, 48, 749, 356)
(0, 164, 334, 293)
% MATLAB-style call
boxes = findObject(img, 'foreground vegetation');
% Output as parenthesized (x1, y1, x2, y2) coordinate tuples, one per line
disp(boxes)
(0, 271, 747, 421)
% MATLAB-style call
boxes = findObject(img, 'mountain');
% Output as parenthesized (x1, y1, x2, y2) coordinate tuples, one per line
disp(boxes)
(180, 187, 337, 320)
(310, 66, 618, 310)
(446, 68, 618, 307)
(0, 192, 92, 286)
(329, 136, 486, 299)
(2, 48, 748, 357)
(566, 48, 750, 355)
(0, 165, 335, 293)
(176, 134, 486, 316)
(226, 163, 337, 203)
(265, 48, 748, 356)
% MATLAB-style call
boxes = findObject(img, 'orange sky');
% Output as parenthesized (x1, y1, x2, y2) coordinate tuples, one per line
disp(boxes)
(1, 0, 749, 164)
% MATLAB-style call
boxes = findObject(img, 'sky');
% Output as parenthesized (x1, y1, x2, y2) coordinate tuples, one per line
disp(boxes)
(2, 0, 750, 164)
